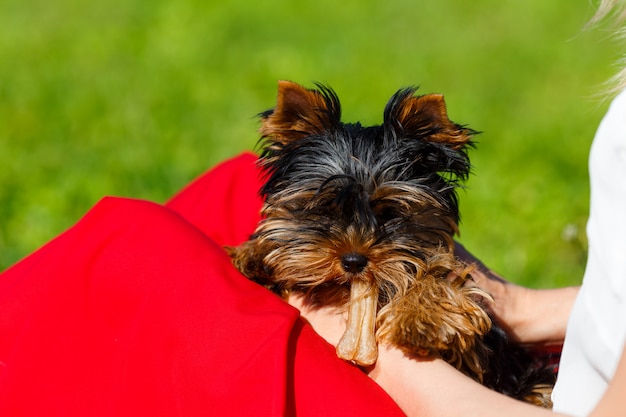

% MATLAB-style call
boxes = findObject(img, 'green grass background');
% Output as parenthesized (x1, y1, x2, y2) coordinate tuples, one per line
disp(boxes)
(0, 0, 618, 287)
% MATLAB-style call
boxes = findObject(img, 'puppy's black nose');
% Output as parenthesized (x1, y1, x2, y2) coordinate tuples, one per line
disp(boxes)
(341, 253, 368, 273)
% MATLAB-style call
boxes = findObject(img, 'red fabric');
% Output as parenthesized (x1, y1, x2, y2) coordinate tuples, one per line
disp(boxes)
(0, 153, 405, 417)
(166, 151, 265, 247)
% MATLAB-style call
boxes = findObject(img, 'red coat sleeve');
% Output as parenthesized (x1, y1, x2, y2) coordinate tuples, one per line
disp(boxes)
(0, 157, 405, 416)
(166, 151, 264, 247)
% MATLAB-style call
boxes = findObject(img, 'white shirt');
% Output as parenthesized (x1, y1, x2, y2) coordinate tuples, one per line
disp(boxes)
(552, 89, 626, 416)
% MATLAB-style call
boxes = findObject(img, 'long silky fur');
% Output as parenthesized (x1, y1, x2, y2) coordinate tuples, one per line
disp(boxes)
(229, 81, 556, 407)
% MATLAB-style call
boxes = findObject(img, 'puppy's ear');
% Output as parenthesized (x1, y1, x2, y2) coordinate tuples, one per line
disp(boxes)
(384, 88, 473, 150)
(259, 81, 342, 144)
(384, 88, 474, 181)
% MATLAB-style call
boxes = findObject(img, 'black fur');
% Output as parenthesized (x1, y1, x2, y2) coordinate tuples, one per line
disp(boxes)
(233, 82, 557, 406)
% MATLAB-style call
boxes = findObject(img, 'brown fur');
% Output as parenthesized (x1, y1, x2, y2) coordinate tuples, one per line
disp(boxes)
(229, 81, 555, 407)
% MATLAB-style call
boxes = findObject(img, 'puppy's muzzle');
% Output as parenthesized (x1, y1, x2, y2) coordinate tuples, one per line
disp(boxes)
(341, 253, 368, 273)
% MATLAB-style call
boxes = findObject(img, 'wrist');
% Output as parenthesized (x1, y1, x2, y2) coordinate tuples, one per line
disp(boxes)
(500, 286, 579, 344)
(496, 284, 533, 342)
(483, 278, 527, 341)
(468, 270, 537, 343)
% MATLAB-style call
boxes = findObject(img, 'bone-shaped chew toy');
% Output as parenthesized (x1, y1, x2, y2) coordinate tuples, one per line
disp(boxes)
(336, 279, 378, 366)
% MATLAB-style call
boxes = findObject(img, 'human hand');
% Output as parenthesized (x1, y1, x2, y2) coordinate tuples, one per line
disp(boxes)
(287, 292, 347, 347)
(454, 241, 578, 345)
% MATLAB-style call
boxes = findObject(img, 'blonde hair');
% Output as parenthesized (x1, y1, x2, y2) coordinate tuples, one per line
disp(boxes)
(590, 0, 626, 25)
(589, 0, 626, 93)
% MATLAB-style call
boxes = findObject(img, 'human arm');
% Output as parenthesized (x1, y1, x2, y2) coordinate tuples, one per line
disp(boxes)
(369, 344, 567, 417)
(289, 293, 563, 417)
(454, 241, 579, 344)
(372, 341, 626, 417)
(290, 284, 626, 417)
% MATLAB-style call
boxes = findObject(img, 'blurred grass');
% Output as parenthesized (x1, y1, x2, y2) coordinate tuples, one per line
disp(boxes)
(0, 0, 617, 287)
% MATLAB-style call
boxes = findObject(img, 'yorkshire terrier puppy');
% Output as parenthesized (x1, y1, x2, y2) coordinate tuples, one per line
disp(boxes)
(229, 81, 555, 407)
